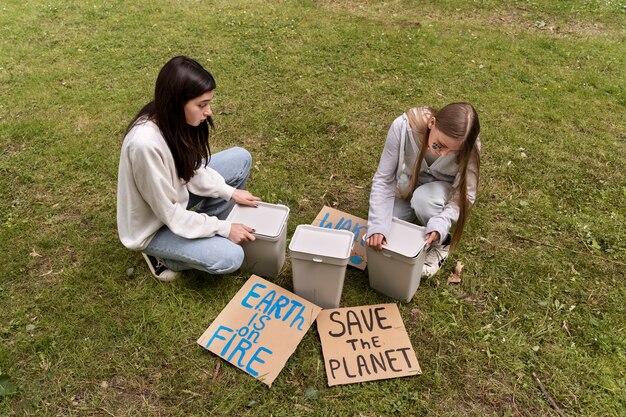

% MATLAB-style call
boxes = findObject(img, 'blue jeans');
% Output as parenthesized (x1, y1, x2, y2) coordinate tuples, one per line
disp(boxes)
(143, 147, 252, 274)
(393, 181, 452, 225)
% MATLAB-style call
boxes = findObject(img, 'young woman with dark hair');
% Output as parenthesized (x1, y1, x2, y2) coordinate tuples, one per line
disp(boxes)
(117, 56, 260, 281)
(365, 103, 481, 277)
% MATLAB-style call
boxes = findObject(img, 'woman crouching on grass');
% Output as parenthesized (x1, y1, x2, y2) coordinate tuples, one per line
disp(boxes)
(117, 56, 261, 281)
(365, 103, 480, 277)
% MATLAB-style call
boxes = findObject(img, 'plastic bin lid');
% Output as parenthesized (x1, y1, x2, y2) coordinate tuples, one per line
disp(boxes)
(382, 217, 427, 258)
(226, 202, 289, 238)
(289, 225, 353, 260)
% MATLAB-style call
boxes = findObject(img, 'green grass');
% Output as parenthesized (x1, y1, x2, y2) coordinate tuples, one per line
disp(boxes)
(1, 0, 625, 415)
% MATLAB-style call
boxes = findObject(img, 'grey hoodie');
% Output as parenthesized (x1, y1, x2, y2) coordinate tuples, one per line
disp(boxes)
(366, 109, 480, 244)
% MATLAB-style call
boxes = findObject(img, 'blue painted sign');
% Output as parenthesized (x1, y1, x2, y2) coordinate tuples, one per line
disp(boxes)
(197, 275, 322, 387)
(313, 206, 368, 269)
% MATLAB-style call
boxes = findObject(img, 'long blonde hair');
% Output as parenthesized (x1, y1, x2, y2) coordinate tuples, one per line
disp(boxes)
(403, 103, 480, 250)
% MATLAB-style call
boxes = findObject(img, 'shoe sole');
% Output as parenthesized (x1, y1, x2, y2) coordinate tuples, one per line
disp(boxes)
(142, 253, 180, 282)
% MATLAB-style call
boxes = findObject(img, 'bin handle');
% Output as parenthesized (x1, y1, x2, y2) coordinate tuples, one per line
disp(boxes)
(312, 258, 323, 263)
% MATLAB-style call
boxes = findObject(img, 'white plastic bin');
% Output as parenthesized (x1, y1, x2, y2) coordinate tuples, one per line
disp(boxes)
(226, 202, 290, 278)
(366, 217, 428, 302)
(288, 225, 354, 308)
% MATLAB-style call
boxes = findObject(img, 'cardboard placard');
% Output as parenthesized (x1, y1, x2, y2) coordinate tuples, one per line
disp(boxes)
(197, 275, 322, 387)
(312, 206, 368, 269)
(317, 304, 421, 386)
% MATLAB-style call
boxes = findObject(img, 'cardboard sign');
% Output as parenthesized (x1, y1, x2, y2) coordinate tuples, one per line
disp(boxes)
(317, 304, 421, 386)
(197, 275, 322, 387)
(312, 206, 368, 269)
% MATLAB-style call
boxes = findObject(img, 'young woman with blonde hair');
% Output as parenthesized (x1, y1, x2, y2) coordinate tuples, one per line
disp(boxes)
(366, 103, 481, 276)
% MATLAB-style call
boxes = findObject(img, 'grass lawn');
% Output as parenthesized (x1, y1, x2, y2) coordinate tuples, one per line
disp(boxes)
(1, 0, 624, 415)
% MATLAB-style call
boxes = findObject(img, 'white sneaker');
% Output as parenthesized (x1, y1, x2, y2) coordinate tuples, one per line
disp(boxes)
(142, 253, 180, 282)
(422, 243, 450, 277)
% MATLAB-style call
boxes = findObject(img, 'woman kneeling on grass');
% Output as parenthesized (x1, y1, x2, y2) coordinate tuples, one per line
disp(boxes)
(365, 103, 481, 277)
(117, 56, 261, 281)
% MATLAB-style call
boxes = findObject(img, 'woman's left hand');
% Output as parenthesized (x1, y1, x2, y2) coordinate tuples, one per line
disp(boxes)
(426, 231, 440, 246)
(231, 189, 261, 207)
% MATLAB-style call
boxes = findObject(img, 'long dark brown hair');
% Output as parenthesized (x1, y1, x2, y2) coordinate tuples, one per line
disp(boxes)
(404, 103, 480, 250)
(126, 56, 216, 182)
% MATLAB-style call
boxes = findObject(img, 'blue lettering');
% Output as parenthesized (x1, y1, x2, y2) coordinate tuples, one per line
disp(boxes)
(317, 213, 369, 245)
(247, 312, 259, 327)
(228, 338, 254, 368)
(205, 325, 233, 349)
(237, 326, 250, 337)
(219, 329, 238, 356)
(246, 346, 273, 377)
(319, 212, 332, 228)
(267, 295, 290, 319)
(338, 218, 352, 231)
(253, 314, 270, 331)
(353, 223, 368, 246)
(241, 283, 267, 308)
(289, 305, 306, 331)
(282, 299, 303, 322)
(247, 330, 260, 344)
(256, 289, 276, 314)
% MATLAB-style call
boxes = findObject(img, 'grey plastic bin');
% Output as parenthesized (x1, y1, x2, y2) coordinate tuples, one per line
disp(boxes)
(288, 225, 354, 308)
(366, 217, 428, 302)
(226, 202, 290, 278)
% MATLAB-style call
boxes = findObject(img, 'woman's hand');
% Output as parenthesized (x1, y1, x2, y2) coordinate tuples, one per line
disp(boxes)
(232, 189, 261, 207)
(366, 233, 387, 252)
(228, 223, 256, 243)
(425, 231, 440, 246)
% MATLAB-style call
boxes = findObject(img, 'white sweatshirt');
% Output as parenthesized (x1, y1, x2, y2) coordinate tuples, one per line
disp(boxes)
(367, 110, 480, 244)
(117, 120, 235, 250)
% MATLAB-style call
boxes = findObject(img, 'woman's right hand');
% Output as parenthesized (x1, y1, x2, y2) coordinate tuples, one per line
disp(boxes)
(366, 233, 386, 252)
(228, 223, 256, 243)
(232, 189, 261, 207)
